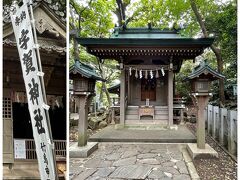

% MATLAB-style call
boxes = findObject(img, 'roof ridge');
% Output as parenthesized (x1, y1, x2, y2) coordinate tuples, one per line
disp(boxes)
(3, 0, 66, 25)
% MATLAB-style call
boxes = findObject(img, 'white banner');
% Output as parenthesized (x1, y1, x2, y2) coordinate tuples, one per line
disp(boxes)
(10, 3, 56, 180)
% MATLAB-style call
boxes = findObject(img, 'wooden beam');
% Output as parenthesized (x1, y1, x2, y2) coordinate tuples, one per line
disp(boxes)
(120, 69, 126, 124)
(168, 70, 173, 126)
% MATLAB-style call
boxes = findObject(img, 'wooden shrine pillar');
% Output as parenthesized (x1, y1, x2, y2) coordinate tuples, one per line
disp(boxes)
(168, 70, 173, 126)
(76, 93, 93, 147)
(120, 69, 126, 124)
(127, 72, 131, 103)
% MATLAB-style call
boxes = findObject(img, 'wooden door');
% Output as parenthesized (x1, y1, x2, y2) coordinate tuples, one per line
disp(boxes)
(3, 94, 14, 164)
(141, 79, 156, 101)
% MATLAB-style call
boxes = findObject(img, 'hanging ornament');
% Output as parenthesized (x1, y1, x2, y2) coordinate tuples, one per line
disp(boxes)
(129, 67, 132, 76)
(145, 70, 148, 79)
(161, 67, 165, 76)
(139, 69, 143, 79)
(156, 69, 159, 78)
(150, 70, 153, 79)
(135, 69, 138, 78)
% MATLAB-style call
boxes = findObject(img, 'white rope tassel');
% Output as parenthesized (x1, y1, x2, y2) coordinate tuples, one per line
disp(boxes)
(135, 69, 138, 78)
(156, 69, 159, 78)
(150, 70, 153, 79)
(145, 70, 148, 79)
(129, 67, 132, 76)
(161, 67, 165, 76)
(139, 69, 143, 79)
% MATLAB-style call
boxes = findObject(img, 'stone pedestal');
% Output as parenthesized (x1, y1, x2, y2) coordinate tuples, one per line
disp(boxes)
(69, 142, 98, 158)
(187, 143, 218, 159)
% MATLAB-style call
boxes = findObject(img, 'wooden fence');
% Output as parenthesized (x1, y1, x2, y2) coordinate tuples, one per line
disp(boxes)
(205, 105, 237, 157)
(18, 139, 66, 160)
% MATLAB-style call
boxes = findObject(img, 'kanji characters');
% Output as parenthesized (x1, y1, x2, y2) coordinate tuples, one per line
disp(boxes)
(45, 166, 50, 176)
(28, 78, 39, 105)
(19, 29, 30, 49)
(20, 11, 26, 21)
(22, 50, 35, 75)
(43, 153, 48, 165)
(15, 11, 26, 26)
(33, 108, 45, 134)
(15, 16, 21, 26)
(40, 142, 46, 153)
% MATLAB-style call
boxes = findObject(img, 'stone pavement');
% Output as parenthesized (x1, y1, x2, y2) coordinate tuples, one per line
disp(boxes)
(69, 143, 195, 180)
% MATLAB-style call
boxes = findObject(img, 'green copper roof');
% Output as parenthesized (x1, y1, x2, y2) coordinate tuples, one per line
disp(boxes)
(77, 28, 214, 47)
(70, 60, 105, 81)
(111, 27, 182, 39)
(77, 37, 214, 47)
(77, 27, 214, 62)
(186, 60, 225, 81)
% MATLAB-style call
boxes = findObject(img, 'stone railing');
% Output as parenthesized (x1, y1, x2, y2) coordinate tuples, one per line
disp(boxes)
(204, 105, 237, 157)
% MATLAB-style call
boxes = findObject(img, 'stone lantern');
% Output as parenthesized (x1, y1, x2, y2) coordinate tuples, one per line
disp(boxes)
(186, 60, 224, 158)
(70, 60, 104, 147)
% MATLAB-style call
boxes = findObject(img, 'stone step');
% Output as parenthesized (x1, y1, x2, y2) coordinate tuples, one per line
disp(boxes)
(126, 114, 139, 119)
(126, 110, 139, 115)
(155, 114, 169, 119)
(88, 125, 197, 143)
(126, 114, 169, 120)
(125, 120, 168, 125)
(154, 110, 168, 115)
(126, 109, 168, 115)
(155, 106, 168, 110)
(127, 106, 139, 110)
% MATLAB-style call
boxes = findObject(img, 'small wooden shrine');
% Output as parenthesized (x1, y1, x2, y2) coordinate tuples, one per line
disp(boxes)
(77, 26, 214, 126)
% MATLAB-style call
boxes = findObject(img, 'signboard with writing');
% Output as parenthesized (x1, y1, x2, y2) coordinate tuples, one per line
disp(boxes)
(14, 139, 26, 159)
(10, 2, 56, 179)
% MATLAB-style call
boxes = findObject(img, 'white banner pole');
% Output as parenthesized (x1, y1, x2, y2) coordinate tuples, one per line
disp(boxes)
(27, 0, 59, 178)
(10, 1, 58, 179)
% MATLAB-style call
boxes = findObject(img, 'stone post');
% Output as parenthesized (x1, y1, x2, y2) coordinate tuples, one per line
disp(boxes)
(120, 69, 126, 125)
(168, 70, 173, 126)
(191, 94, 210, 149)
(77, 94, 93, 147)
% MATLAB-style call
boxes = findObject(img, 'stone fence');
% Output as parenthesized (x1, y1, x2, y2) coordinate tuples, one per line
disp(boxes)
(204, 105, 237, 157)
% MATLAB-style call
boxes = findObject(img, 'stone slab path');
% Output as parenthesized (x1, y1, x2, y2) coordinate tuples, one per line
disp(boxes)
(69, 143, 193, 180)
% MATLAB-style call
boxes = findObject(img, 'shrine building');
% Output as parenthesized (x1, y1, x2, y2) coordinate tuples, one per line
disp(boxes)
(3, 1, 66, 178)
(77, 26, 214, 126)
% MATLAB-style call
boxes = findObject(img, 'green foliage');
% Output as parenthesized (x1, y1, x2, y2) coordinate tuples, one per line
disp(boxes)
(205, 2, 237, 77)
(70, 0, 236, 106)
(175, 61, 193, 103)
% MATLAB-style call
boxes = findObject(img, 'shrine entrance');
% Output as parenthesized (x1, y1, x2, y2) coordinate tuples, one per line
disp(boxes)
(141, 78, 156, 101)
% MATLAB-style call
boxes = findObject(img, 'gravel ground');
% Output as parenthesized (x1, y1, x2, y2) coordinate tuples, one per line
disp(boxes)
(187, 123, 237, 180)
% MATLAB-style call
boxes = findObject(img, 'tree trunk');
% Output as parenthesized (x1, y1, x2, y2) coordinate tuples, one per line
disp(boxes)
(190, 0, 225, 107)
(99, 83, 103, 103)
(97, 59, 112, 107)
(73, 37, 80, 60)
(102, 81, 111, 107)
